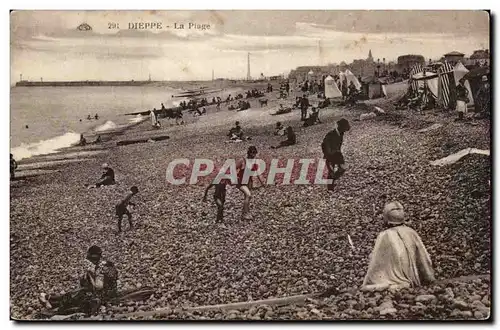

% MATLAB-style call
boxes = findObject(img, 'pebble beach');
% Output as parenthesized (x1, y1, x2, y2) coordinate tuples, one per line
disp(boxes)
(10, 83, 491, 320)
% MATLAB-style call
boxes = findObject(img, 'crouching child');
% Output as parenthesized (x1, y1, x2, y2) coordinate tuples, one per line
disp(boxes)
(203, 179, 230, 223)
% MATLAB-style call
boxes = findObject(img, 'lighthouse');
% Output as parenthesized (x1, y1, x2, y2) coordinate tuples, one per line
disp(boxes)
(246, 52, 251, 81)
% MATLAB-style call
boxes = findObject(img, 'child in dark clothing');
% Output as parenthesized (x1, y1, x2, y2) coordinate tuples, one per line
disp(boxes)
(203, 179, 229, 223)
(271, 126, 296, 149)
(116, 186, 139, 232)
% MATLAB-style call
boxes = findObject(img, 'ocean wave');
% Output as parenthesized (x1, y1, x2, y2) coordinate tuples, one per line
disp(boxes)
(11, 132, 81, 161)
(128, 114, 145, 124)
(94, 120, 119, 132)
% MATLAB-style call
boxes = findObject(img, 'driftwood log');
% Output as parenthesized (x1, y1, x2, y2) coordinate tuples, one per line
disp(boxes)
(112, 274, 490, 319)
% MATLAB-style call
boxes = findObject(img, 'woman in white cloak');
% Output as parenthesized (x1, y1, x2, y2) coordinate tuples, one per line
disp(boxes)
(361, 201, 435, 291)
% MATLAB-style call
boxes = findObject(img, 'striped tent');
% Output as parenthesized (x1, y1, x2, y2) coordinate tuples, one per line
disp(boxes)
(409, 64, 424, 94)
(437, 61, 455, 109)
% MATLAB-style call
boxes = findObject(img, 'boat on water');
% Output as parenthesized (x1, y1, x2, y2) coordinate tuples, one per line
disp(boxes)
(172, 87, 223, 98)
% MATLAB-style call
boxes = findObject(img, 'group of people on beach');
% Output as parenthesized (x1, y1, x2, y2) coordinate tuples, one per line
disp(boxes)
(80, 114, 99, 122)
(34, 80, 442, 318)
(206, 116, 436, 293)
(218, 116, 350, 224)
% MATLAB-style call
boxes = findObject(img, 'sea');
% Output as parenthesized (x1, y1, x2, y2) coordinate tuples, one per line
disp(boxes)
(10, 86, 187, 160)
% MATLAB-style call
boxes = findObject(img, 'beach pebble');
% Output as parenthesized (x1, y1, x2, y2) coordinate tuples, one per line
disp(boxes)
(415, 294, 436, 303)
(452, 299, 469, 310)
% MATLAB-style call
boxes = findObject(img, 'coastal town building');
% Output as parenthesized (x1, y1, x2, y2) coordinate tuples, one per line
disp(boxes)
(396, 54, 425, 74)
(288, 65, 336, 83)
(466, 49, 490, 67)
(348, 50, 376, 77)
(443, 51, 465, 65)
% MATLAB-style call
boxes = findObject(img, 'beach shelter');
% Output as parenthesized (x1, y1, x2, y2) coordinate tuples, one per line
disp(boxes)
(453, 62, 474, 106)
(361, 76, 386, 99)
(324, 75, 342, 98)
(382, 81, 408, 100)
(437, 61, 456, 110)
(344, 69, 362, 90)
(413, 72, 439, 98)
(408, 64, 424, 92)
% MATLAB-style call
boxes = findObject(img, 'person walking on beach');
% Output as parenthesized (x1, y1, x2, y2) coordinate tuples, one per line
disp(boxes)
(321, 118, 351, 192)
(300, 94, 310, 121)
(235, 146, 266, 221)
(10, 153, 17, 180)
(203, 179, 229, 223)
(116, 186, 139, 232)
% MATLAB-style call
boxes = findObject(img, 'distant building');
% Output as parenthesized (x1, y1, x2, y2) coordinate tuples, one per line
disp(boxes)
(348, 50, 376, 77)
(466, 49, 490, 67)
(288, 65, 336, 83)
(396, 54, 425, 74)
(443, 51, 465, 65)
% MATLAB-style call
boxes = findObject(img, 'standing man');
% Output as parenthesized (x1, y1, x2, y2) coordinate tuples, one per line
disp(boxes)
(475, 75, 490, 119)
(321, 119, 351, 192)
(455, 78, 469, 121)
(300, 94, 310, 121)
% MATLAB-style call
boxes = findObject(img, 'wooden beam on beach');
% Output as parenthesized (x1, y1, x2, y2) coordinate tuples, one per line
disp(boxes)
(113, 292, 319, 319)
(110, 273, 491, 319)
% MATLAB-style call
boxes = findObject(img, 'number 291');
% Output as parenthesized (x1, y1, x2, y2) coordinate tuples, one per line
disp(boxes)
(108, 22, 119, 29)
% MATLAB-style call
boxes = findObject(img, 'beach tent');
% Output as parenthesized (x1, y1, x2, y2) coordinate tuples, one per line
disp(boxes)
(437, 62, 456, 110)
(453, 62, 474, 106)
(324, 75, 342, 98)
(383, 81, 408, 100)
(437, 61, 480, 109)
(344, 69, 362, 90)
(361, 76, 386, 99)
(413, 72, 439, 98)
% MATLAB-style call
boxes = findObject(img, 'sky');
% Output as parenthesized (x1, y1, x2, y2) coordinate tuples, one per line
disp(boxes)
(10, 10, 490, 82)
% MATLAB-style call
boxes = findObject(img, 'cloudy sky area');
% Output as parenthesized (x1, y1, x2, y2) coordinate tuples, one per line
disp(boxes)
(11, 10, 489, 82)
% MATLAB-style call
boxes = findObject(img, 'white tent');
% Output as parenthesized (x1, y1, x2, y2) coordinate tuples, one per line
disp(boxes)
(412, 72, 439, 98)
(344, 69, 362, 90)
(324, 75, 342, 98)
(453, 62, 475, 106)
